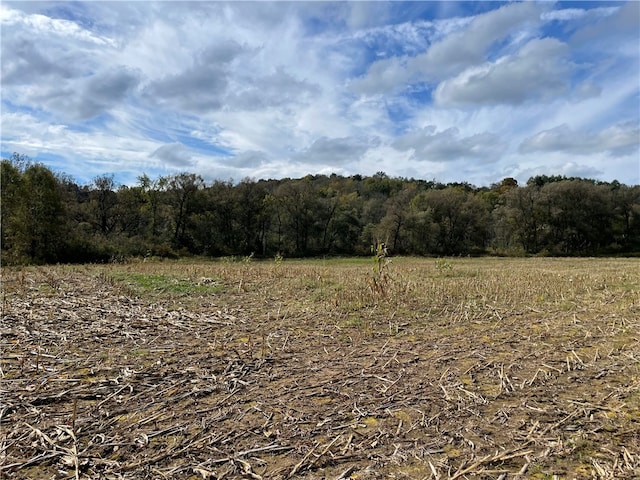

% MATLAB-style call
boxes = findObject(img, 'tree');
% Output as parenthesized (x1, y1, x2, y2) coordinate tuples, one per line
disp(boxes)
(273, 178, 322, 255)
(137, 173, 169, 240)
(234, 178, 268, 255)
(324, 191, 362, 254)
(527, 174, 567, 188)
(610, 184, 640, 251)
(1, 158, 26, 263)
(190, 180, 239, 255)
(167, 173, 204, 249)
(539, 180, 613, 255)
(1, 158, 637, 262)
(116, 185, 147, 237)
(10, 163, 66, 263)
(90, 174, 119, 236)
(411, 187, 489, 255)
(376, 186, 418, 253)
(499, 185, 542, 253)
(495, 177, 518, 193)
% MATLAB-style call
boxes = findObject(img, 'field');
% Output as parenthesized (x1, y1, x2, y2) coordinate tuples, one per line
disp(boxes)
(1, 257, 639, 479)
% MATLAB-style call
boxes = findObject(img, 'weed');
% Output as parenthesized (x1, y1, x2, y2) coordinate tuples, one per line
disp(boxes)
(435, 257, 453, 272)
(369, 242, 391, 300)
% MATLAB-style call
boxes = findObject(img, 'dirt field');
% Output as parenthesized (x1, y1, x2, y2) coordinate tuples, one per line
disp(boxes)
(1, 257, 639, 479)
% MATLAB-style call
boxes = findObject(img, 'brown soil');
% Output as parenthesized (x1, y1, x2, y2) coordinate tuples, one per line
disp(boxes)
(1, 258, 639, 479)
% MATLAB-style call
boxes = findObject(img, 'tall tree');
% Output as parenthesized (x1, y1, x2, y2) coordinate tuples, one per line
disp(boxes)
(235, 178, 268, 255)
(1, 158, 26, 263)
(116, 185, 147, 237)
(377, 185, 418, 253)
(411, 187, 489, 254)
(539, 180, 613, 255)
(137, 173, 169, 240)
(13, 163, 66, 263)
(273, 178, 321, 255)
(500, 185, 542, 253)
(190, 180, 238, 255)
(90, 174, 118, 236)
(610, 183, 640, 251)
(167, 173, 204, 248)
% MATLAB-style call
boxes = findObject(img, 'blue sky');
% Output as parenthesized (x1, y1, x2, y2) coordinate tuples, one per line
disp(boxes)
(1, 1, 638, 186)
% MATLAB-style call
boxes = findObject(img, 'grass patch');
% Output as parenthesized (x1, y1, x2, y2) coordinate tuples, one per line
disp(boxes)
(108, 271, 224, 296)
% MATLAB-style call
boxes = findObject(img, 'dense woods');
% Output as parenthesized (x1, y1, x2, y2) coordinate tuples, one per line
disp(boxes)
(2, 153, 639, 264)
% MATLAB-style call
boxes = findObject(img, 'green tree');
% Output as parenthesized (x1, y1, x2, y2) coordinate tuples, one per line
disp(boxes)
(190, 180, 239, 255)
(167, 173, 204, 249)
(376, 185, 418, 253)
(273, 178, 322, 255)
(235, 178, 268, 254)
(610, 183, 640, 252)
(1, 158, 26, 263)
(8, 163, 66, 263)
(90, 174, 118, 236)
(137, 173, 169, 240)
(326, 191, 362, 254)
(115, 184, 148, 248)
(539, 180, 613, 255)
(411, 187, 489, 255)
(499, 185, 542, 253)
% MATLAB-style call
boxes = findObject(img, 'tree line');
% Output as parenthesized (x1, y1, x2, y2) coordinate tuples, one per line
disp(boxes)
(2, 153, 639, 265)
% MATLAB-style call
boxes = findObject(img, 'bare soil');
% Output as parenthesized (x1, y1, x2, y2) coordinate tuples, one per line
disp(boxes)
(1, 258, 639, 479)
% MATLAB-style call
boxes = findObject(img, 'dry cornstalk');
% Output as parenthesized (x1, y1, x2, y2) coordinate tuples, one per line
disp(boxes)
(450, 449, 533, 480)
(287, 442, 318, 478)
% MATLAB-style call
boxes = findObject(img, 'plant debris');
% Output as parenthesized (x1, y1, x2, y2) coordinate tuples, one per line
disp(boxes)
(1, 258, 639, 479)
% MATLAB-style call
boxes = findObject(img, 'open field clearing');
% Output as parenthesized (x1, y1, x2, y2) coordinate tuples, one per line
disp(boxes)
(1, 257, 639, 479)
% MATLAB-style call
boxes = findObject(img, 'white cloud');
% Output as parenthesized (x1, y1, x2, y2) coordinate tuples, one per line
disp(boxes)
(434, 38, 571, 106)
(67, 68, 141, 120)
(143, 64, 228, 113)
(1, 1, 638, 188)
(0, 4, 114, 46)
(571, 82, 602, 102)
(295, 135, 379, 166)
(5, 66, 140, 122)
(393, 126, 507, 163)
(520, 122, 640, 157)
(228, 150, 268, 168)
(541, 8, 588, 22)
(570, 2, 638, 54)
(1, 37, 83, 85)
(0, 111, 173, 183)
(416, 2, 543, 76)
(350, 1, 545, 95)
(344, 2, 392, 30)
(225, 67, 320, 111)
(151, 143, 193, 167)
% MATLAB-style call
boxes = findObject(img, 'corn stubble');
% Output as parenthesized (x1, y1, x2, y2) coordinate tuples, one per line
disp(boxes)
(1, 257, 639, 479)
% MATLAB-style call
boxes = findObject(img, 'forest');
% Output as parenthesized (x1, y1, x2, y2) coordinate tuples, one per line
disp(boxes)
(2, 152, 639, 265)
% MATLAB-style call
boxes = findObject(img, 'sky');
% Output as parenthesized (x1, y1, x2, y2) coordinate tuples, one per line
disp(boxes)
(1, 1, 639, 187)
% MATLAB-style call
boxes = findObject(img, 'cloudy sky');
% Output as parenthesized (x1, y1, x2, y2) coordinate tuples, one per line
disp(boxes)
(1, 1, 639, 187)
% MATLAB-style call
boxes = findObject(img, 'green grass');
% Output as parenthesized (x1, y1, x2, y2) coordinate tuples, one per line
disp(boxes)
(108, 271, 224, 296)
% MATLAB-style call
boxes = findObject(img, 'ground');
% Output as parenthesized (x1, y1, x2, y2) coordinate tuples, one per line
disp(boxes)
(1, 257, 639, 479)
